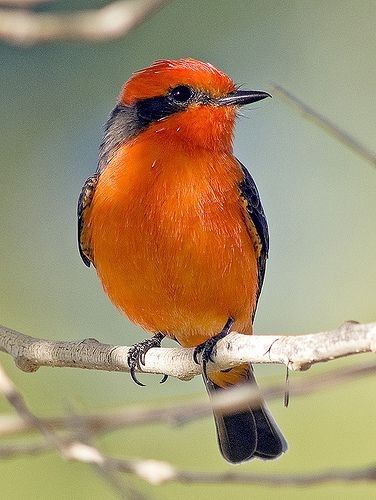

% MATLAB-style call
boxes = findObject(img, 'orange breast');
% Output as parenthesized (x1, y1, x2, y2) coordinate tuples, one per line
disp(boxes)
(87, 133, 258, 347)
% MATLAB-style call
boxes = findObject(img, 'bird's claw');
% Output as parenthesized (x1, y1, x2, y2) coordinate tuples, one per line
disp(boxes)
(193, 317, 234, 378)
(129, 364, 145, 386)
(127, 333, 166, 386)
(193, 337, 221, 378)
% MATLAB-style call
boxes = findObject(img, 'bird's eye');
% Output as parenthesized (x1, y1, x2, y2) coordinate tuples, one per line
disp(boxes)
(169, 85, 193, 104)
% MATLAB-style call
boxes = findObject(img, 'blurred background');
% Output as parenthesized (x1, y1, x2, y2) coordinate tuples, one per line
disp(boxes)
(0, 0, 375, 498)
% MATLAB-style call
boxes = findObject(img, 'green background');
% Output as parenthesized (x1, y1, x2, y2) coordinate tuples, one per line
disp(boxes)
(1, 0, 375, 498)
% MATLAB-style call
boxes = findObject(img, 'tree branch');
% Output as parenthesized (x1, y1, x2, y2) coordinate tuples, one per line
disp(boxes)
(0, 0, 169, 46)
(0, 321, 375, 380)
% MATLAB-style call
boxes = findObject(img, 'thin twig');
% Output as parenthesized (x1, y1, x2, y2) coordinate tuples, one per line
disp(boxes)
(1, 437, 373, 486)
(0, 440, 51, 458)
(0, 361, 63, 450)
(0, 361, 374, 440)
(272, 84, 376, 168)
(51, 434, 376, 487)
(0, 1, 53, 5)
(0, 360, 375, 488)
(0, 361, 140, 498)
(111, 458, 376, 486)
(69, 413, 144, 500)
(0, 0, 169, 46)
(92, 463, 146, 500)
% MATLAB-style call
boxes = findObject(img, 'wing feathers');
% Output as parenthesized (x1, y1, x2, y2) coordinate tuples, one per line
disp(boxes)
(77, 174, 98, 267)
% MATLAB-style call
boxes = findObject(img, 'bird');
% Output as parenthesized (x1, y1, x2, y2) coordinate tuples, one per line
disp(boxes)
(77, 58, 287, 463)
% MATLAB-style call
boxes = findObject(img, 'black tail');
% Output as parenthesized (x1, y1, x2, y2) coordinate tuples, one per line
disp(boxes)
(203, 368, 287, 463)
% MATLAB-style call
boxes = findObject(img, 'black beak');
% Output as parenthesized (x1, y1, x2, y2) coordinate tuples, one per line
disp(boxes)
(216, 90, 271, 107)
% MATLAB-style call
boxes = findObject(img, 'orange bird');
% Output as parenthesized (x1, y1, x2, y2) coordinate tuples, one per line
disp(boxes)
(78, 58, 287, 463)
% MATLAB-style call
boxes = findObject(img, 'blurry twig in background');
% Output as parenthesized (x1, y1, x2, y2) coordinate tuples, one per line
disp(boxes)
(87, 458, 376, 486)
(0, 320, 375, 378)
(0, 359, 374, 488)
(2, 440, 373, 486)
(272, 84, 376, 168)
(0, 361, 64, 449)
(0, 360, 145, 499)
(0, 361, 374, 442)
(0, 0, 169, 45)
(0, 0, 53, 6)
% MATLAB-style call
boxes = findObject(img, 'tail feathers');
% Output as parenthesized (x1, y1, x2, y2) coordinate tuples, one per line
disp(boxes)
(212, 400, 257, 463)
(252, 404, 288, 459)
(204, 367, 287, 463)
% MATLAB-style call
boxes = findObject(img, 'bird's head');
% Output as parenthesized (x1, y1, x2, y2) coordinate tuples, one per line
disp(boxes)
(99, 59, 270, 168)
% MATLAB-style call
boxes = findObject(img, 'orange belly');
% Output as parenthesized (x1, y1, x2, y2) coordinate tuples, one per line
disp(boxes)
(87, 137, 258, 347)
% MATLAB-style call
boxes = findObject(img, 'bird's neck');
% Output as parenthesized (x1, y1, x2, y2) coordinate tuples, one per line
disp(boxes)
(100, 134, 242, 208)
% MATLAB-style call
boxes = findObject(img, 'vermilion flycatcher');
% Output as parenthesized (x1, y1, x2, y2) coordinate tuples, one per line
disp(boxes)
(78, 58, 287, 463)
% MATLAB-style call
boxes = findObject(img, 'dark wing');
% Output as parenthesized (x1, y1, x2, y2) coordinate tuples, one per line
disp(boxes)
(237, 160, 269, 314)
(77, 174, 98, 267)
(77, 103, 134, 267)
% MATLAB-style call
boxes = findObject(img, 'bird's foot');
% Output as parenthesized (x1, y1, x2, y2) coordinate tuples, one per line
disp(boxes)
(193, 317, 234, 378)
(127, 333, 167, 386)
